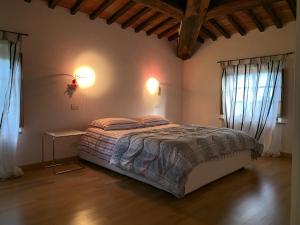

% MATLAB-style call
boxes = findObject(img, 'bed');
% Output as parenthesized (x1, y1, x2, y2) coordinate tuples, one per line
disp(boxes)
(79, 122, 262, 198)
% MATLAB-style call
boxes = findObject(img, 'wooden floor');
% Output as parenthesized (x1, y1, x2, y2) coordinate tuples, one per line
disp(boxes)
(0, 157, 291, 225)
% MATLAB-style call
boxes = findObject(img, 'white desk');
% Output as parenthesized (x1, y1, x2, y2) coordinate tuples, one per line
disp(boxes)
(42, 130, 86, 175)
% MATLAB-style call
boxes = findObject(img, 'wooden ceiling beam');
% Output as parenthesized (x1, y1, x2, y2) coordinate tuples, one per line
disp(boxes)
(201, 26, 217, 41)
(70, 0, 85, 15)
(260, 0, 283, 28)
(24, 0, 32, 2)
(227, 14, 246, 36)
(135, 12, 162, 32)
(122, 7, 151, 29)
(146, 17, 173, 35)
(157, 23, 180, 39)
(197, 36, 205, 43)
(286, 0, 296, 19)
(246, 9, 265, 32)
(209, 18, 231, 38)
(206, 0, 281, 20)
(132, 0, 184, 20)
(48, 0, 60, 9)
(177, 0, 211, 60)
(168, 33, 205, 44)
(168, 33, 179, 41)
(90, 0, 116, 20)
(107, 1, 135, 24)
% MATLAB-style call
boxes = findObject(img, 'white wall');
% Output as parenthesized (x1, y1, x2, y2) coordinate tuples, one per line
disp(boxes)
(0, 0, 183, 165)
(182, 23, 296, 153)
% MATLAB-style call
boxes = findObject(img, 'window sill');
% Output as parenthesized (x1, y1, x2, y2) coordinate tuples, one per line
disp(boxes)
(218, 115, 287, 124)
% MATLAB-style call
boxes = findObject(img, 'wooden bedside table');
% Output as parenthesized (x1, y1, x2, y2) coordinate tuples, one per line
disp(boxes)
(42, 130, 86, 175)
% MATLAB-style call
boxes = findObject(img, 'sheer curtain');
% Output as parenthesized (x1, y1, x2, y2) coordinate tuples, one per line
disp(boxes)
(0, 33, 23, 179)
(221, 56, 286, 156)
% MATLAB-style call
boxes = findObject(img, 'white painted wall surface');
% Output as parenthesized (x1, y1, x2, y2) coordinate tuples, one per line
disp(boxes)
(182, 23, 296, 153)
(0, 0, 183, 165)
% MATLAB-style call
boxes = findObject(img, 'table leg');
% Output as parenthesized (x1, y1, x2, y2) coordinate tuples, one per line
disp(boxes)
(45, 136, 62, 169)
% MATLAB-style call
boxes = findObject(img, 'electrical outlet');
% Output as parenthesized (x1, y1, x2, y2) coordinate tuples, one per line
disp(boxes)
(71, 104, 79, 110)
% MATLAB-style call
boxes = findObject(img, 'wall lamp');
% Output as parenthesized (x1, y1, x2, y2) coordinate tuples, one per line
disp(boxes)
(64, 66, 96, 97)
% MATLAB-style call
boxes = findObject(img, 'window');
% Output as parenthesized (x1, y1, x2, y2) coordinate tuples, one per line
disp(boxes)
(221, 63, 283, 122)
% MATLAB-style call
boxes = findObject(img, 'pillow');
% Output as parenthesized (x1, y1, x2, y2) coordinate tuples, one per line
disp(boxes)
(89, 118, 141, 130)
(136, 115, 170, 127)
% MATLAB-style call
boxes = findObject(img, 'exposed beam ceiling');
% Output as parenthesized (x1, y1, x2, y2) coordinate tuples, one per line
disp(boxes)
(261, 0, 283, 28)
(122, 7, 151, 29)
(48, 0, 60, 9)
(227, 14, 246, 36)
(90, 0, 116, 20)
(70, 0, 85, 15)
(158, 23, 180, 38)
(177, 0, 211, 60)
(206, 0, 282, 19)
(133, 0, 184, 20)
(209, 18, 231, 38)
(286, 0, 297, 19)
(135, 12, 162, 32)
(246, 9, 265, 32)
(26, 0, 296, 60)
(201, 26, 217, 41)
(107, 1, 136, 24)
(146, 17, 173, 35)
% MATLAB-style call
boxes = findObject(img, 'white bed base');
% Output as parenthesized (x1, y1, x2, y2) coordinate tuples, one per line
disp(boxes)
(79, 151, 252, 196)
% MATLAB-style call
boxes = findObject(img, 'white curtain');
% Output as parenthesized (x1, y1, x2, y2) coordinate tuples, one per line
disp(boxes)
(221, 56, 285, 156)
(0, 34, 23, 179)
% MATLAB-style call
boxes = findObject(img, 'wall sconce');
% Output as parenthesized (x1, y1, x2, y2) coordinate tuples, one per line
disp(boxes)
(146, 77, 161, 96)
(64, 66, 96, 98)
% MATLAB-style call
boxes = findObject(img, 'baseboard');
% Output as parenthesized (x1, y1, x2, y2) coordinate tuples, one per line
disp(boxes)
(280, 152, 292, 158)
(20, 156, 80, 170)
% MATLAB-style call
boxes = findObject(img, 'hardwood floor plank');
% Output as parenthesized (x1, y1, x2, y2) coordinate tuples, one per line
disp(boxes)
(0, 157, 291, 225)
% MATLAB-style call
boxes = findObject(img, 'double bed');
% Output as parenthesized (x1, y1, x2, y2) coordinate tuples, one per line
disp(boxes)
(79, 119, 262, 198)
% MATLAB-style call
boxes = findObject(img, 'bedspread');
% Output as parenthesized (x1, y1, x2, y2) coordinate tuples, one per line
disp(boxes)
(110, 125, 263, 198)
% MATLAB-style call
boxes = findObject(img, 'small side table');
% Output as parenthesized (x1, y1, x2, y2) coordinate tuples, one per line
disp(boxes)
(42, 130, 86, 175)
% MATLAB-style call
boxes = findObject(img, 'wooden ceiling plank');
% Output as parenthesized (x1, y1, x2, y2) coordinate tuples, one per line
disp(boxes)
(24, 0, 32, 2)
(209, 18, 231, 38)
(168, 33, 179, 41)
(132, 0, 183, 20)
(48, 0, 60, 9)
(227, 14, 246, 36)
(135, 12, 162, 32)
(261, 0, 283, 28)
(146, 17, 173, 35)
(206, 0, 282, 20)
(177, 0, 211, 60)
(157, 23, 180, 38)
(107, 1, 136, 24)
(246, 9, 265, 32)
(122, 7, 151, 29)
(286, 0, 296, 18)
(70, 0, 85, 15)
(90, 0, 116, 20)
(201, 26, 217, 41)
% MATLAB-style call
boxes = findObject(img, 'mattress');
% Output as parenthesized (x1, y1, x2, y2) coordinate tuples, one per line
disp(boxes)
(80, 150, 252, 196)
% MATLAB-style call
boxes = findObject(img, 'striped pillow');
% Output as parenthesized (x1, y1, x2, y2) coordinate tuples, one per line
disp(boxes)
(136, 115, 170, 127)
(89, 118, 141, 131)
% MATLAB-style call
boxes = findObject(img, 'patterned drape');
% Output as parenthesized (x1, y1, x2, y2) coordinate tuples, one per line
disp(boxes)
(221, 56, 286, 156)
(0, 32, 23, 179)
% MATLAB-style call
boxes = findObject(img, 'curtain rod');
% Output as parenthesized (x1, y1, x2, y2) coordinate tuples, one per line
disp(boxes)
(217, 51, 294, 64)
(0, 29, 29, 37)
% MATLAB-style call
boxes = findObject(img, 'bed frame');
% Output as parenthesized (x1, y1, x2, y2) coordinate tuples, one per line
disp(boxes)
(80, 150, 252, 196)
